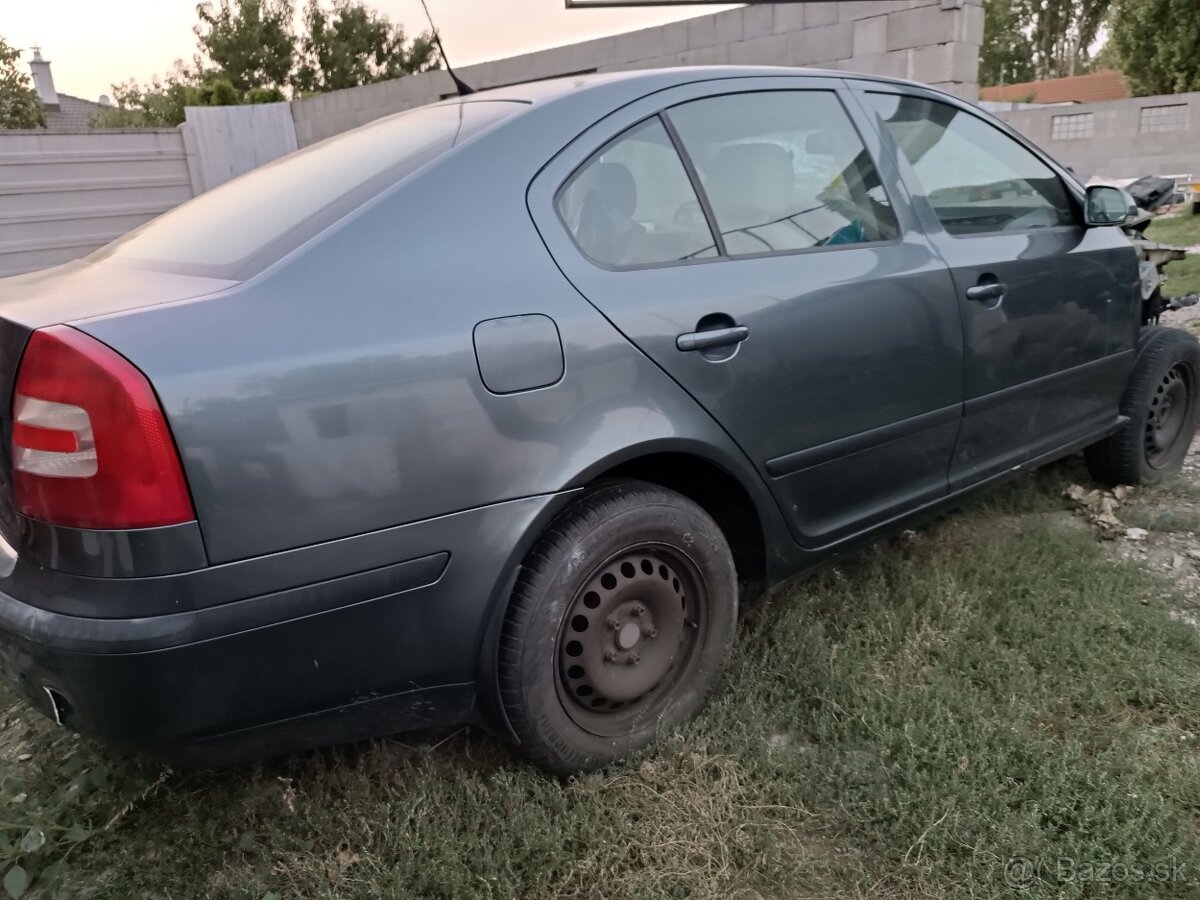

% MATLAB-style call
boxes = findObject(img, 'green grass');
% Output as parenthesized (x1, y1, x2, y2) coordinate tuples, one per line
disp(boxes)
(1144, 213, 1200, 248)
(1147, 215, 1200, 296)
(1165, 255, 1200, 298)
(2, 467, 1200, 899)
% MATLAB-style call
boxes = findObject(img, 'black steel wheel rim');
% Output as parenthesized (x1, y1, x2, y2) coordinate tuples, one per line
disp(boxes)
(1145, 363, 1192, 468)
(555, 543, 706, 738)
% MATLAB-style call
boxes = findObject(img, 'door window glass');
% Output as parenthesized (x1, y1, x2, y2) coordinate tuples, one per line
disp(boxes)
(666, 91, 899, 256)
(557, 118, 718, 268)
(866, 93, 1077, 236)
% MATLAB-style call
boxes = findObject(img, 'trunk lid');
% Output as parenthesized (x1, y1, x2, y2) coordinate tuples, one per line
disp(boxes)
(0, 259, 235, 330)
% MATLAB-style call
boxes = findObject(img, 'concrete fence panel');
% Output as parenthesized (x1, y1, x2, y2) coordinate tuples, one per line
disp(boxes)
(0, 130, 193, 279)
(181, 102, 299, 194)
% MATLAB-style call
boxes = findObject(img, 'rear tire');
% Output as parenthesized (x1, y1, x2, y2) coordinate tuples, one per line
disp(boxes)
(1085, 326, 1200, 485)
(499, 480, 737, 775)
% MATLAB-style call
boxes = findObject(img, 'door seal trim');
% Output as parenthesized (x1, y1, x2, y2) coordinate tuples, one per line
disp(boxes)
(964, 350, 1134, 416)
(766, 403, 961, 478)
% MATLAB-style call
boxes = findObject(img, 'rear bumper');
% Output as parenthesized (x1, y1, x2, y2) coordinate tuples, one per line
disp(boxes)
(0, 492, 565, 758)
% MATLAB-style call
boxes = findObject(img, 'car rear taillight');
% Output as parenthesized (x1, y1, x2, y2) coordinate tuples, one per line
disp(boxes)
(12, 326, 194, 529)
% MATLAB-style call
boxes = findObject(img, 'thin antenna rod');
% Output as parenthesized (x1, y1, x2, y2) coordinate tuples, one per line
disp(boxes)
(418, 0, 474, 96)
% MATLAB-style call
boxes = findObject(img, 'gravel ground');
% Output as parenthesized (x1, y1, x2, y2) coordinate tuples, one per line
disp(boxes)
(1164, 299, 1200, 330)
(1063, 429, 1200, 618)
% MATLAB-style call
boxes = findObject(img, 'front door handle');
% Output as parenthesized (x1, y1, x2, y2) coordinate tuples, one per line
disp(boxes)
(966, 282, 1007, 302)
(676, 325, 750, 352)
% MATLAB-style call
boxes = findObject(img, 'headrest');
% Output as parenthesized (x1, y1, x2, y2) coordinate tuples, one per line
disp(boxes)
(590, 162, 638, 218)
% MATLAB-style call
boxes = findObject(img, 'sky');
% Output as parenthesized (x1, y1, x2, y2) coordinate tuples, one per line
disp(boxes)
(5, 0, 738, 102)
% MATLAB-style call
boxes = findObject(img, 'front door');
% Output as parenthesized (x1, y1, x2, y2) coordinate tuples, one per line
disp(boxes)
(529, 78, 964, 548)
(860, 88, 1140, 490)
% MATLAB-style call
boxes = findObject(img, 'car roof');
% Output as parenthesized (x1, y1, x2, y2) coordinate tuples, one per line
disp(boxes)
(453, 65, 929, 107)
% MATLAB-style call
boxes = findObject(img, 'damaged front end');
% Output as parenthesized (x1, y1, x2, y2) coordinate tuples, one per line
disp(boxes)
(1123, 210, 1199, 324)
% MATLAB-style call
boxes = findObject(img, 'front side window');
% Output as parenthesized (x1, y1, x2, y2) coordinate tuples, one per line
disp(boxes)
(557, 118, 718, 268)
(666, 91, 899, 256)
(867, 93, 1076, 236)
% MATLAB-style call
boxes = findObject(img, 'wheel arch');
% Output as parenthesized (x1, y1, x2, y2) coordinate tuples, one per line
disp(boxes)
(472, 438, 781, 743)
(595, 452, 767, 600)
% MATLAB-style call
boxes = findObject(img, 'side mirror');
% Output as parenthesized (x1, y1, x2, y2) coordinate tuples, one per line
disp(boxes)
(1085, 185, 1137, 227)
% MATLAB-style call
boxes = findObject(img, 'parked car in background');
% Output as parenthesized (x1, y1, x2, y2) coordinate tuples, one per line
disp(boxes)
(1088, 173, 1200, 217)
(0, 67, 1195, 774)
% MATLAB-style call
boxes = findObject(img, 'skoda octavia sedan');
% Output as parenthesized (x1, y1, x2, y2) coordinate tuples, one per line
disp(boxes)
(0, 68, 1195, 774)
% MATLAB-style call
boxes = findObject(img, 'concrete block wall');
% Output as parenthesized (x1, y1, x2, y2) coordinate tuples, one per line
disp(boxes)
(291, 0, 984, 147)
(996, 91, 1200, 179)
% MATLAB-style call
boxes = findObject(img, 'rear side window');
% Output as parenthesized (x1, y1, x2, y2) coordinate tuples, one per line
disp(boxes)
(557, 118, 718, 268)
(866, 93, 1076, 236)
(666, 91, 899, 256)
(103, 100, 522, 277)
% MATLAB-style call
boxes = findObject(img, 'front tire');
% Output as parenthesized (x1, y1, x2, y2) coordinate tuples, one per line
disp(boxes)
(1086, 326, 1200, 485)
(499, 480, 737, 775)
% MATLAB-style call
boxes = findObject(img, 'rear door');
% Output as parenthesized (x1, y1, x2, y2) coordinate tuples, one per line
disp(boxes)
(856, 86, 1139, 490)
(529, 77, 964, 548)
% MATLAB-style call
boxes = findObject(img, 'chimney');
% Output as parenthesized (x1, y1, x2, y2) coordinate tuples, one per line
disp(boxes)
(29, 48, 59, 109)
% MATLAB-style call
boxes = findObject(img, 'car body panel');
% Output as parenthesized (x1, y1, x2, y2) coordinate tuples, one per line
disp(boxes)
(528, 76, 964, 547)
(74, 78, 784, 565)
(0, 491, 555, 748)
(0, 66, 1148, 757)
(0, 260, 235, 329)
(847, 80, 1140, 488)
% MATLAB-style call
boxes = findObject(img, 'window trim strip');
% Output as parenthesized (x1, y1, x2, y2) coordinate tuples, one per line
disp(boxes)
(659, 111, 728, 258)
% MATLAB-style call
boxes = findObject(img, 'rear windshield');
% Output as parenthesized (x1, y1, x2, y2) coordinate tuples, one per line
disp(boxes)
(100, 100, 523, 278)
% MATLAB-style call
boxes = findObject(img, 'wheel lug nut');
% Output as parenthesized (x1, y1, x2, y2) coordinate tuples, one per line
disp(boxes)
(628, 653, 640, 665)
(631, 604, 645, 616)
(643, 626, 657, 639)
(607, 618, 621, 630)
(604, 649, 618, 662)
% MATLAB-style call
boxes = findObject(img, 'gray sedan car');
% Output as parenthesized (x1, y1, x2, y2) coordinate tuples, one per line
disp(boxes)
(0, 67, 1195, 774)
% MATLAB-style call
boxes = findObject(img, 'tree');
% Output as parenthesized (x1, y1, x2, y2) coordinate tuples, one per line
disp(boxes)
(293, 0, 439, 94)
(979, 0, 1112, 86)
(95, 0, 436, 128)
(1110, 0, 1200, 96)
(195, 0, 296, 92)
(1088, 33, 1122, 73)
(92, 74, 196, 128)
(1029, 0, 1110, 79)
(0, 36, 44, 129)
(979, 0, 1035, 87)
(92, 65, 284, 128)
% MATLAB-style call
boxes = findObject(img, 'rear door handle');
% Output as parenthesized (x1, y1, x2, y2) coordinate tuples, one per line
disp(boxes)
(966, 283, 1007, 302)
(676, 326, 749, 352)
